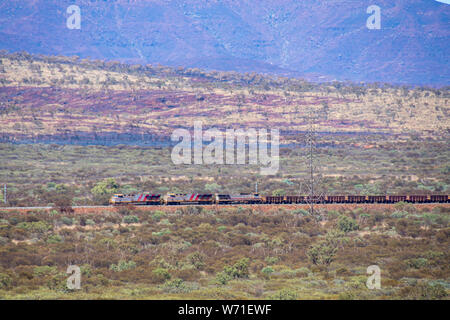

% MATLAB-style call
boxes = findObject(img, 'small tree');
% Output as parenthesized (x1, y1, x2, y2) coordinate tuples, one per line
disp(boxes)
(187, 252, 206, 270)
(215, 258, 250, 285)
(261, 266, 274, 279)
(91, 178, 120, 205)
(337, 215, 359, 233)
(122, 215, 139, 224)
(307, 240, 337, 266)
(307, 229, 346, 266)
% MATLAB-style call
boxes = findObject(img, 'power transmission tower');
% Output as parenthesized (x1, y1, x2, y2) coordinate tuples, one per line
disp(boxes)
(304, 107, 324, 215)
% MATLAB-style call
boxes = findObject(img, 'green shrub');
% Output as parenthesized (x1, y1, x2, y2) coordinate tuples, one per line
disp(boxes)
(91, 178, 119, 204)
(152, 268, 171, 282)
(80, 264, 92, 276)
(230, 258, 250, 278)
(85, 219, 95, 226)
(152, 211, 166, 222)
(47, 234, 62, 244)
(122, 215, 139, 224)
(152, 228, 171, 237)
(306, 231, 346, 267)
(422, 213, 440, 226)
(406, 258, 428, 269)
(270, 289, 298, 300)
(327, 210, 340, 219)
(33, 265, 58, 277)
(338, 291, 357, 300)
(109, 260, 136, 272)
(337, 216, 359, 232)
(159, 218, 172, 226)
(162, 278, 191, 293)
(17, 221, 52, 233)
(264, 256, 279, 265)
(401, 282, 447, 300)
(293, 209, 310, 216)
(278, 268, 297, 278)
(216, 258, 250, 285)
(187, 252, 206, 270)
(215, 271, 233, 285)
(61, 216, 73, 226)
(261, 266, 274, 278)
(391, 211, 408, 219)
(0, 273, 12, 289)
(307, 240, 337, 266)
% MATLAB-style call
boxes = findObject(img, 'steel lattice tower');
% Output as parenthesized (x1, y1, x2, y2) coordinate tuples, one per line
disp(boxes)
(304, 107, 324, 215)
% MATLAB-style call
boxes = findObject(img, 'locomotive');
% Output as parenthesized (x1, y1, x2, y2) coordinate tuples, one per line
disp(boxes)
(109, 192, 450, 206)
(164, 193, 214, 205)
(109, 193, 162, 205)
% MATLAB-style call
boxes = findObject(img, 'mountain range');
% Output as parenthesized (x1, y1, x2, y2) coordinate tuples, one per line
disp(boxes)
(0, 0, 449, 85)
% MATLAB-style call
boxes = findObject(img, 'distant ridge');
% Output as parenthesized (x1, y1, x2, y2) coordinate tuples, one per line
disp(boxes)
(0, 0, 448, 85)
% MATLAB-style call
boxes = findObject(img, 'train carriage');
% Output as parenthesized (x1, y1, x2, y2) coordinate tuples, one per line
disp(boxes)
(347, 195, 367, 203)
(216, 193, 263, 204)
(386, 195, 407, 203)
(302, 195, 325, 203)
(284, 195, 306, 204)
(367, 195, 387, 203)
(407, 195, 426, 203)
(164, 193, 214, 205)
(430, 195, 448, 203)
(325, 195, 347, 203)
(263, 196, 284, 204)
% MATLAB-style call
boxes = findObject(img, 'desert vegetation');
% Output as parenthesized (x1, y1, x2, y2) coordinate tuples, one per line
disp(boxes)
(0, 51, 449, 145)
(0, 139, 448, 207)
(0, 204, 448, 299)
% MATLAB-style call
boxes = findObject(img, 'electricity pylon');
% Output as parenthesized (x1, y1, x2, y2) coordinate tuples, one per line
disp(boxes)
(304, 107, 324, 215)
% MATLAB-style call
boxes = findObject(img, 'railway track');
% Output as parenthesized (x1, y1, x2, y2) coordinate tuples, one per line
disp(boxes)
(0, 206, 111, 210)
(1, 202, 449, 211)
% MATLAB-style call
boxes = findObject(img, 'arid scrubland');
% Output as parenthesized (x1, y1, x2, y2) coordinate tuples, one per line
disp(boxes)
(0, 52, 448, 141)
(0, 204, 448, 299)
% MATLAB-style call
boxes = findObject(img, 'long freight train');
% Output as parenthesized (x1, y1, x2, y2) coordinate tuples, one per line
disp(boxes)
(109, 193, 450, 206)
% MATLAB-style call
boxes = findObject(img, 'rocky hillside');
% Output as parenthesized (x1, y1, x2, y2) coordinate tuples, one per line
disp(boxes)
(0, 53, 448, 145)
